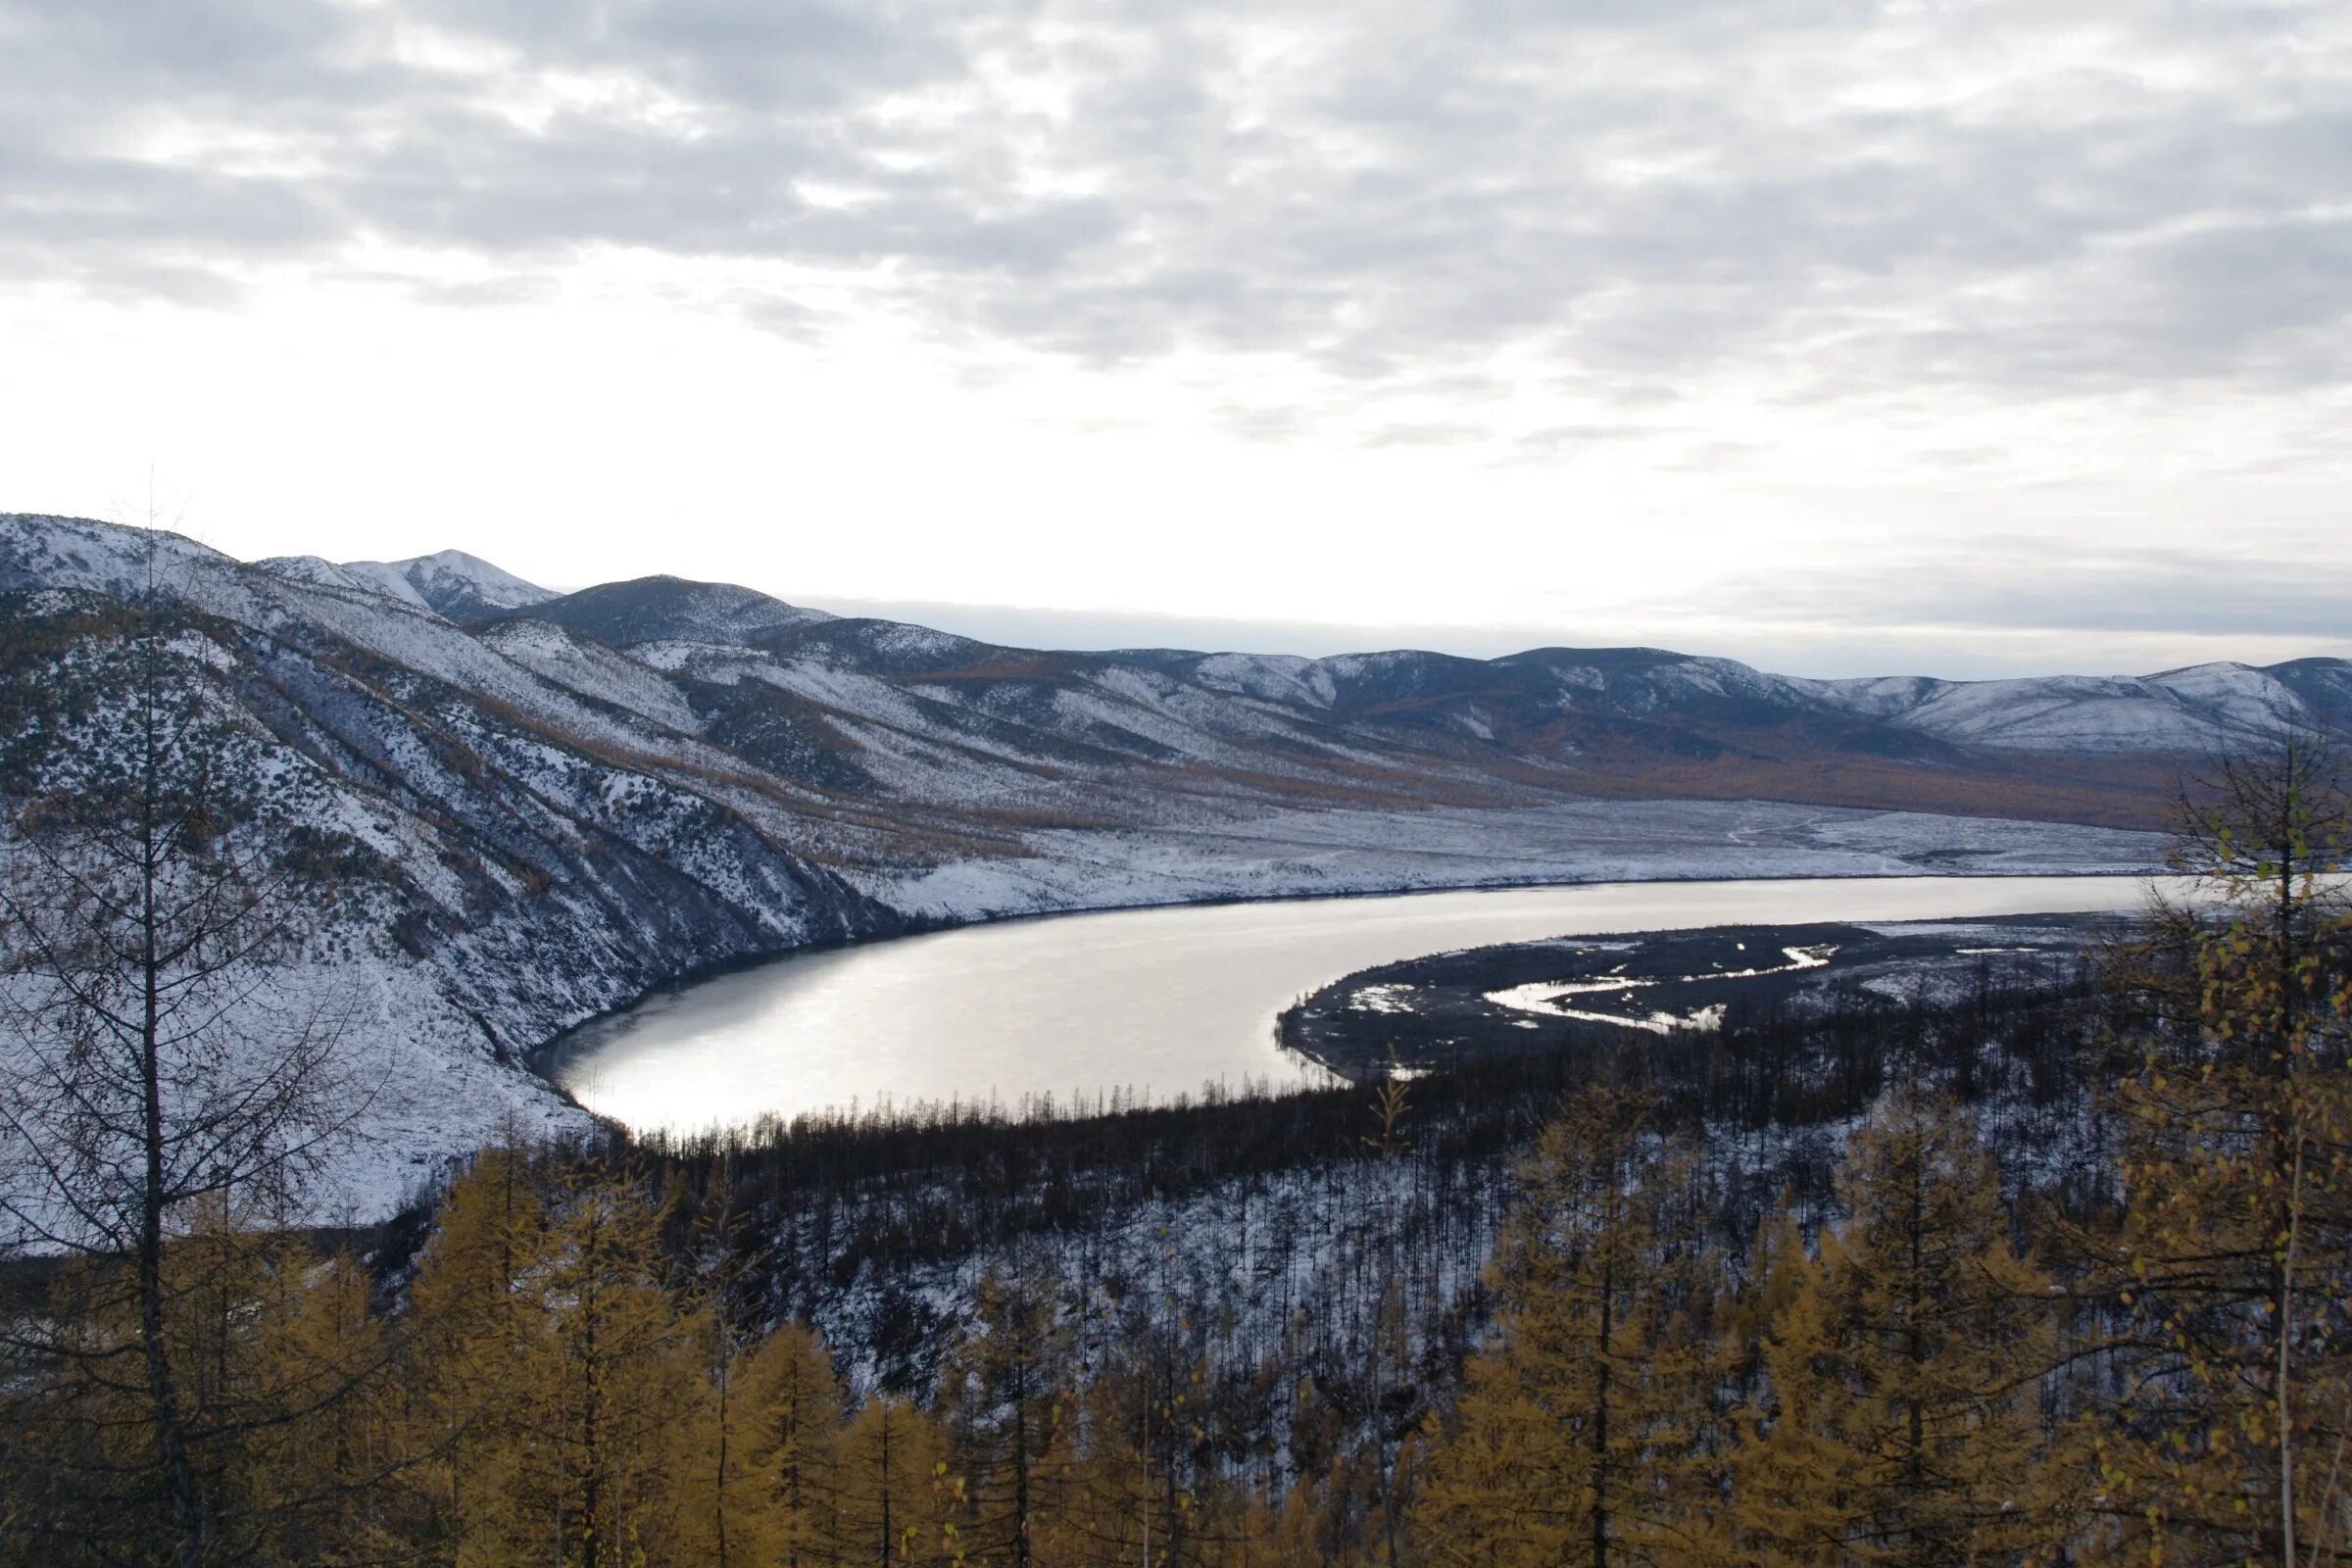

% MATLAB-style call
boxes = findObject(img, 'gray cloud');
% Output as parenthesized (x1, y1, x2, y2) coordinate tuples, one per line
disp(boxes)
(2, 0, 2348, 413)
(1733, 546, 2352, 642)
(799, 580, 2352, 683)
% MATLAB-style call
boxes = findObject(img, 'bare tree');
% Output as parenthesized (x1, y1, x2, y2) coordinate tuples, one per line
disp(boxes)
(0, 556, 371, 1565)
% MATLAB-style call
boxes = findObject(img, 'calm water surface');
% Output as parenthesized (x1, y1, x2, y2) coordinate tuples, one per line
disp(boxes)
(553, 875, 2163, 1134)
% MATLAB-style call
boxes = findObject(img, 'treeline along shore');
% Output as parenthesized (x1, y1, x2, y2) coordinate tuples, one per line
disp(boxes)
(3, 735, 2349, 1565)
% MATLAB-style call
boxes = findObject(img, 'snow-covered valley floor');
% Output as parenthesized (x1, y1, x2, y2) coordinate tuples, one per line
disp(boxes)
(868, 797, 2169, 922)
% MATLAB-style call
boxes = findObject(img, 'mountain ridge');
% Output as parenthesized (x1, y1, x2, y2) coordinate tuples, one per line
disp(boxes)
(472, 560, 2352, 759)
(0, 511, 2324, 1217)
(12, 512, 2343, 832)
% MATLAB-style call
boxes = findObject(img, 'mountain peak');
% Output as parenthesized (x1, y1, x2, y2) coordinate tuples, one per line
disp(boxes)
(1494, 646, 1692, 668)
(0, 513, 236, 600)
(485, 573, 834, 648)
(338, 549, 556, 621)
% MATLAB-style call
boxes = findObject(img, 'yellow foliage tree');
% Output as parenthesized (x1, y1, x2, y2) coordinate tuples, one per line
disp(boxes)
(1732, 1234, 1866, 1566)
(464, 1170, 709, 1567)
(240, 1248, 405, 1564)
(401, 1141, 550, 1555)
(741, 1320, 852, 1566)
(939, 1264, 1074, 1568)
(1734, 1090, 2064, 1565)
(1412, 1086, 1729, 1568)
(2084, 739, 2352, 1564)
(835, 1393, 955, 1564)
(10, 1200, 413, 1566)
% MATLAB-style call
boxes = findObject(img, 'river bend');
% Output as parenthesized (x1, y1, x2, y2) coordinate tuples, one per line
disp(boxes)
(552, 874, 2162, 1134)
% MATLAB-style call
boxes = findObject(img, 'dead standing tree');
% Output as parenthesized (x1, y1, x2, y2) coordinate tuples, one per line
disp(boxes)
(0, 568, 369, 1566)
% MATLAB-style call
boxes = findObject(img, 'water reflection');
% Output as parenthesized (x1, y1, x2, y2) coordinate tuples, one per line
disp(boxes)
(553, 874, 2162, 1135)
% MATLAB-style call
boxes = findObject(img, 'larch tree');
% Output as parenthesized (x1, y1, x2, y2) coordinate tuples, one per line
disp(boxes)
(239, 1246, 405, 1564)
(2085, 737, 2352, 1564)
(1066, 1267, 1231, 1568)
(672, 1157, 770, 1568)
(0, 564, 371, 1566)
(399, 1139, 550, 1555)
(1412, 1086, 1729, 1568)
(939, 1257, 1074, 1568)
(835, 1392, 953, 1565)
(469, 1169, 707, 1567)
(741, 1319, 851, 1567)
(1732, 1225, 1867, 1566)
(1739, 1089, 2064, 1565)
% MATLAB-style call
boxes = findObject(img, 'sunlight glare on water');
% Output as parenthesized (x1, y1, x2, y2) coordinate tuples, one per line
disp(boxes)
(552, 874, 2168, 1135)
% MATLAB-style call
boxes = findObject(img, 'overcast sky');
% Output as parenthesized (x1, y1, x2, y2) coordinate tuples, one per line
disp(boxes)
(3, 0, 2347, 677)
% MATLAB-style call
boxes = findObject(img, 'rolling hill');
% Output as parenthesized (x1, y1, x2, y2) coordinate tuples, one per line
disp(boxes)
(4, 511, 2331, 1214)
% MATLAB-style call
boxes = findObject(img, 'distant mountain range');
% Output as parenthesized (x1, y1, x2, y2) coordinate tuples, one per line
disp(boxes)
(0, 512, 2327, 1212)
(490, 554, 2346, 806)
(420, 531, 2342, 831)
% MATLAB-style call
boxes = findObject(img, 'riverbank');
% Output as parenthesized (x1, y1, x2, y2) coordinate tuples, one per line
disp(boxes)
(549, 871, 2166, 1137)
(859, 798, 2168, 923)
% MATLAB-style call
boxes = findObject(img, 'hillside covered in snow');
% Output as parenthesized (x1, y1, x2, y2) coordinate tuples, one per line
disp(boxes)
(2, 512, 2335, 1216)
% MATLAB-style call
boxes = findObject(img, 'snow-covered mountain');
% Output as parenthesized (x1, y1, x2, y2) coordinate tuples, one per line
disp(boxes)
(2, 512, 2335, 1216)
(384, 548, 558, 619)
(255, 545, 553, 620)
(258, 547, 558, 620)
(500, 574, 835, 646)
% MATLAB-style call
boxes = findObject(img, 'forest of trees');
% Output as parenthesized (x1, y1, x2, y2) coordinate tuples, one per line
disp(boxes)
(1, 594, 2347, 1565)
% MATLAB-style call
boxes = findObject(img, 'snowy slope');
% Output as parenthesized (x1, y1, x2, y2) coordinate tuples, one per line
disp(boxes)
(2, 512, 2337, 1220)
(1, 518, 899, 1222)
(267, 547, 553, 622)
(1826, 667, 2296, 753)
(258, 554, 435, 611)
(384, 548, 557, 619)
(476, 618, 707, 734)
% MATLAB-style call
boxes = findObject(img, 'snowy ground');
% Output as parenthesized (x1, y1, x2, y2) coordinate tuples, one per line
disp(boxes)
(289, 801, 2166, 1220)
(323, 798, 2156, 1222)
(0, 514, 2187, 1228)
(871, 798, 2168, 922)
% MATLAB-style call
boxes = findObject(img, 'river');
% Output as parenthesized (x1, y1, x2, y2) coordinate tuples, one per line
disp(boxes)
(550, 873, 2168, 1135)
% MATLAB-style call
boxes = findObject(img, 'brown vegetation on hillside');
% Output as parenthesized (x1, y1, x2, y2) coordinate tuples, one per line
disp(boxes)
(1, 742, 2345, 1564)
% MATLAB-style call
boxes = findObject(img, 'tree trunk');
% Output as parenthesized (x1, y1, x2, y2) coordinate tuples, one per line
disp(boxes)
(139, 712, 203, 1568)
(1592, 1247, 1613, 1568)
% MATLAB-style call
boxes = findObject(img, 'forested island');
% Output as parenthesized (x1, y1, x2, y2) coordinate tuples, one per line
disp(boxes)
(1280, 911, 2118, 1080)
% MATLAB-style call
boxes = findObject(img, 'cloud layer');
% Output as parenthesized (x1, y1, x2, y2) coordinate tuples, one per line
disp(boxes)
(7, 0, 2348, 410)
(3, 0, 2347, 677)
